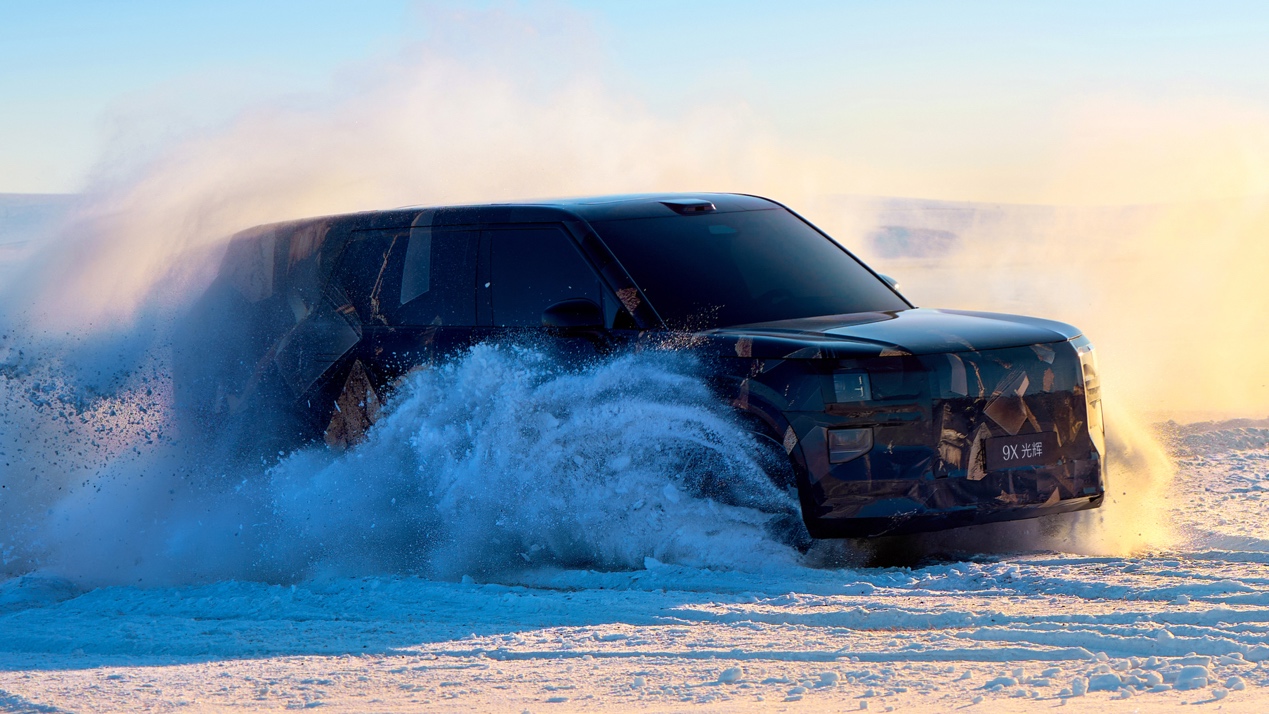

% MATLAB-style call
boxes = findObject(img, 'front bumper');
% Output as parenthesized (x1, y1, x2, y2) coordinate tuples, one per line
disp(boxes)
(801, 460, 1104, 538)
(763, 341, 1106, 538)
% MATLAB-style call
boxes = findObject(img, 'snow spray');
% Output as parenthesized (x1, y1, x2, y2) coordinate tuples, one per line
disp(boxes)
(1, 338, 800, 586)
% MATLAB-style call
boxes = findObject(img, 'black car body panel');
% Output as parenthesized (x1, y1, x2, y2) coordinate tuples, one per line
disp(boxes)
(175, 193, 1105, 538)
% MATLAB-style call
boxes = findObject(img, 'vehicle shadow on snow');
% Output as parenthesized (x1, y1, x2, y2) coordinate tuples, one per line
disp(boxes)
(805, 511, 1092, 569)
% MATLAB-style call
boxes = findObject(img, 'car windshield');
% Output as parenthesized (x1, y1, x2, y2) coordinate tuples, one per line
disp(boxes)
(592, 208, 909, 329)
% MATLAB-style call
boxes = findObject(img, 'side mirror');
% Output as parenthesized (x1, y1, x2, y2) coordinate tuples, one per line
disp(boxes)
(878, 274, 900, 290)
(542, 298, 604, 328)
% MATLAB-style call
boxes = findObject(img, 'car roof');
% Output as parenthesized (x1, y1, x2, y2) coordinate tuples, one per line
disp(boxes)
(234, 193, 783, 238)
(403, 192, 779, 226)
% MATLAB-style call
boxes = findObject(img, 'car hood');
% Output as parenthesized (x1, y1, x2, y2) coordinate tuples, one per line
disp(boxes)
(704, 308, 1080, 359)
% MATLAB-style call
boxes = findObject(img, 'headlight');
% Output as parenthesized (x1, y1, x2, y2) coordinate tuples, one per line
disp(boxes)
(1075, 341, 1106, 456)
(832, 371, 871, 402)
(828, 427, 873, 463)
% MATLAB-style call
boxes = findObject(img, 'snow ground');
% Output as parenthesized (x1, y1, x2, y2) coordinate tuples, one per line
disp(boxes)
(3, 425, 1269, 712)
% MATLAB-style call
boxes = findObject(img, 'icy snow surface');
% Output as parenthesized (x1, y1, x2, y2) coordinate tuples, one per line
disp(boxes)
(3, 344, 1269, 711)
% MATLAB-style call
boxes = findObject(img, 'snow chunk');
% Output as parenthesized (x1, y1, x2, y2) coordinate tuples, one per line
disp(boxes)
(1217, 653, 1248, 666)
(1174, 665, 1209, 691)
(1177, 655, 1211, 667)
(1087, 673, 1122, 692)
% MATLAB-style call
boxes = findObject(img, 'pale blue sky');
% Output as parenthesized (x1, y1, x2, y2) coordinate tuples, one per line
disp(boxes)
(4, 1, 1269, 197)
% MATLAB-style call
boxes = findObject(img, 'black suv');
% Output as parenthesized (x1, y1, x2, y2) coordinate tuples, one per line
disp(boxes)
(175, 193, 1105, 538)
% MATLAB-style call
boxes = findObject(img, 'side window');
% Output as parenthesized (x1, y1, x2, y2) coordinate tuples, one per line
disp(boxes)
(332, 228, 478, 327)
(398, 228, 478, 326)
(332, 230, 405, 325)
(488, 225, 602, 327)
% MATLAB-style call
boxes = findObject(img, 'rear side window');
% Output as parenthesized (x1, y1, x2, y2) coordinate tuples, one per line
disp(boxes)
(332, 230, 404, 325)
(488, 225, 602, 327)
(333, 228, 477, 326)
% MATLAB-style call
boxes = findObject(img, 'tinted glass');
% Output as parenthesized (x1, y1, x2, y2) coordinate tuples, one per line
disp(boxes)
(333, 228, 477, 326)
(400, 230, 431, 304)
(592, 208, 907, 329)
(398, 228, 477, 326)
(488, 225, 602, 327)
(333, 230, 404, 325)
